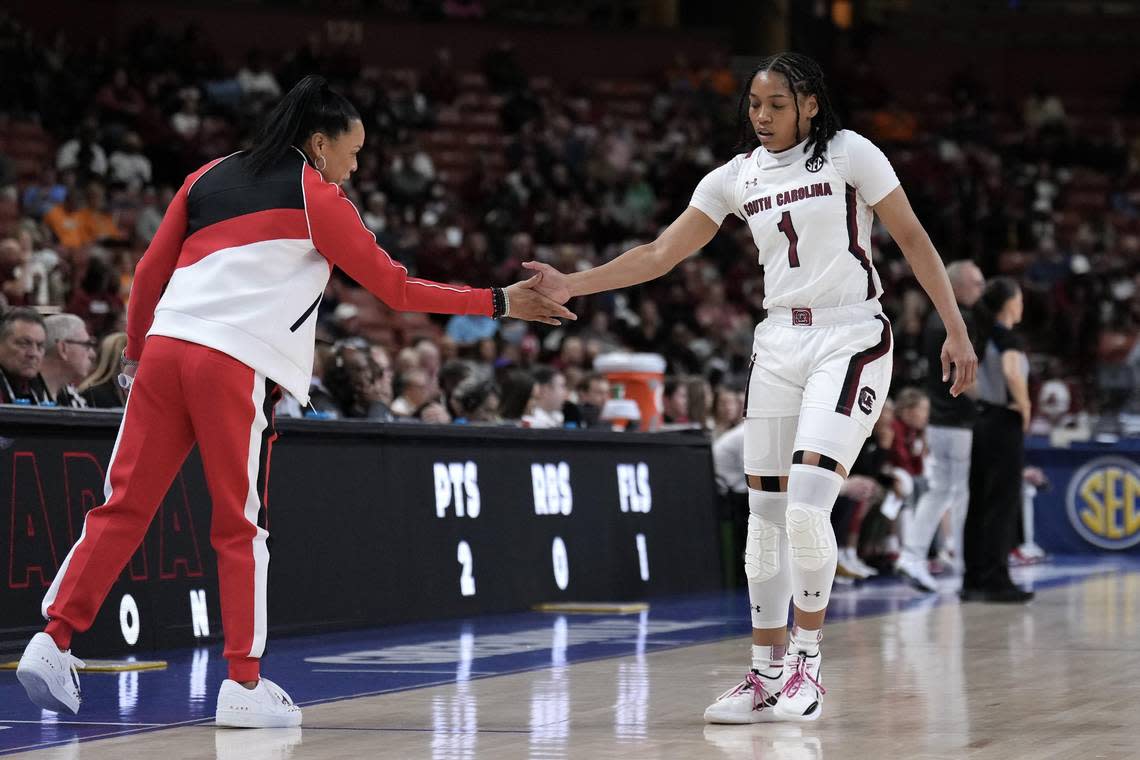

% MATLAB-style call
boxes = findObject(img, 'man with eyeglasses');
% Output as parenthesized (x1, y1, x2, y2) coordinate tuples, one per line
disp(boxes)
(40, 313, 96, 408)
(0, 307, 50, 405)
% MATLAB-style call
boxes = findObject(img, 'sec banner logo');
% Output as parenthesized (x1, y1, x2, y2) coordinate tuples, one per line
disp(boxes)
(1066, 456, 1140, 550)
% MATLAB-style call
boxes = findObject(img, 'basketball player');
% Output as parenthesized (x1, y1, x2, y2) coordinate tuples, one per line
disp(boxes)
(524, 53, 975, 722)
(15, 75, 573, 728)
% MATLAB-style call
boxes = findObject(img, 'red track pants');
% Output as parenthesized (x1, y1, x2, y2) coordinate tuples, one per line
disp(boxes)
(41, 336, 279, 682)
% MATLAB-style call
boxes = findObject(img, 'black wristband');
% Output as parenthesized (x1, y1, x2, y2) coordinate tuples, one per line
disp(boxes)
(491, 287, 506, 319)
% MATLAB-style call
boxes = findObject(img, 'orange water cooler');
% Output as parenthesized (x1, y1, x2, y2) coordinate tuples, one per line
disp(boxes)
(594, 353, 666, 431)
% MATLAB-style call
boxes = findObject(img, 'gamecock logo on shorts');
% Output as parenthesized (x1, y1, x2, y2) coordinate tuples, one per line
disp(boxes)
(857, 386, 875, 415)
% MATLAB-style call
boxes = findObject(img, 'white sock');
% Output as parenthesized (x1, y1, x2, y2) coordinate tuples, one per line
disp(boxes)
(751, 644, 785, 678)
(790, 627, 822, 657)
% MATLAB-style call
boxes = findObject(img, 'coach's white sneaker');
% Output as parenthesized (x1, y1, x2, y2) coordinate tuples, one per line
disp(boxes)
(703, 670, 782, 723)
(773, 651, 825, 722)
(896, 554, 939, 593)
(216, 677, 302, 728)
(16, 632, 84, 715)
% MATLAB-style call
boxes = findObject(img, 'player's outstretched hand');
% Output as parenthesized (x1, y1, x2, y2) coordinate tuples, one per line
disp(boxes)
(504, 276, 577, 326)
(942, 330, 977, 397)
(520, 261, 571, 304)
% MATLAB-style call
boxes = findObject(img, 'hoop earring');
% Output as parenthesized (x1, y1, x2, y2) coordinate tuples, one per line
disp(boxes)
(315, 154, 327, 172)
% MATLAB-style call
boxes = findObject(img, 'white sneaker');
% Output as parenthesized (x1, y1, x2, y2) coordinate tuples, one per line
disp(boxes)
(937, 547, 964, 576)
(16, 632, 84, 715)
(703, 670, 782, 724)
(216, 677, 303, 728)
(837, 552, 870, 580)
(844, 547, 879, 577)
(895, 554, 938, 593)
(773, 651, 825, 722)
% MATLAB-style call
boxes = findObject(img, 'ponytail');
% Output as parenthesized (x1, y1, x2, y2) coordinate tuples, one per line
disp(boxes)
(246, 75, 359, 175)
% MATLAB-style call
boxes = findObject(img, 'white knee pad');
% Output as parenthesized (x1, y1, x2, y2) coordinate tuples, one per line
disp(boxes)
(786, 464, 843, 612)
(746, 490, 793, 629)
(786, 504, 836, 572)
(745, 513, 783, 584)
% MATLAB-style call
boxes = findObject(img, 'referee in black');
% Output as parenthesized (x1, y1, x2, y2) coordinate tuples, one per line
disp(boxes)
(961, 277, 1034, 603)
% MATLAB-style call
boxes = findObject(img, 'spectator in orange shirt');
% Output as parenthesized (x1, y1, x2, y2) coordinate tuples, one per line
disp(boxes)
(78, 181, 125, 245)
(43, 188, 94, 251)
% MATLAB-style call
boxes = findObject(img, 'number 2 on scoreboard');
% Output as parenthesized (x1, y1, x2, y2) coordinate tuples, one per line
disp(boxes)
(457, 540, 476, 596)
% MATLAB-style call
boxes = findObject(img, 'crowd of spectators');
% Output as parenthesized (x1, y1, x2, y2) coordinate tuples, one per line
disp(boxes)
(0, 10, 1137, 440)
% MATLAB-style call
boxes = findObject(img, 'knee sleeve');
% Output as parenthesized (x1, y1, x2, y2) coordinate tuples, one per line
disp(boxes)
(786, 464, 843, 612)
(746, 490, 793, 629)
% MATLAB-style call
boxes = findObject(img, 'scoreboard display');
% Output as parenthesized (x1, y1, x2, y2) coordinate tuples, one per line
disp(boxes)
(0, 409, 721, 656)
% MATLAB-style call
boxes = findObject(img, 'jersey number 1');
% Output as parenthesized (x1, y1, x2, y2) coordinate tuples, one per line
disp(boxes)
(776, 211, 800, 267)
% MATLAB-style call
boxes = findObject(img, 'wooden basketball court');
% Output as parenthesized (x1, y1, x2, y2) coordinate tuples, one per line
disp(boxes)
(2, 559, 1136, 759)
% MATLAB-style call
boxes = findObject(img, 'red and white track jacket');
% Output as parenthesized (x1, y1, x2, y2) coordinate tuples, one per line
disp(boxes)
(126, 149, 491, 403)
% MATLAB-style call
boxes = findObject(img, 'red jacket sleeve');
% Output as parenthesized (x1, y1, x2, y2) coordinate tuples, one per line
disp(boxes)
(124, 159, 223, 361)
(303, 166, 493, 316)
(125, 181, 188, 360)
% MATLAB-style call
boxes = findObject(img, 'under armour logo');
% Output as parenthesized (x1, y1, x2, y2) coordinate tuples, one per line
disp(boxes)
(803, 590, 821, 598)
(745, 178, 760, 188)
(753, 604, 763, 613)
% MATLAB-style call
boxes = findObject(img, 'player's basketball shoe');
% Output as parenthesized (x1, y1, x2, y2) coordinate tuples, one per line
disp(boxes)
(773, 650, 825, 722)
(216, 677, 303, 728)
(703, 670, 782, 723)
(16, 632, 84, 715)
(895, 554, 938, 593)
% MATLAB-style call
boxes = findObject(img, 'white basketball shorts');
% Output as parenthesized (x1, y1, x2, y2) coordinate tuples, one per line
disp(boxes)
(743, 301, 894, 476)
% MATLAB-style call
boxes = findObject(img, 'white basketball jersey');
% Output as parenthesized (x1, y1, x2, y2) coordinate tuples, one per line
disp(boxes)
(690, 129, 900, 310)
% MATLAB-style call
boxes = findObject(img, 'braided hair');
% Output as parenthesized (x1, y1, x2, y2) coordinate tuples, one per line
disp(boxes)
(735, 53, 841, 164)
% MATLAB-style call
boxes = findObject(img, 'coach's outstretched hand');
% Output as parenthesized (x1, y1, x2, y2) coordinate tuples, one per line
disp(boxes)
(504, 276, 577, 326)
(520, 261, 572, 304)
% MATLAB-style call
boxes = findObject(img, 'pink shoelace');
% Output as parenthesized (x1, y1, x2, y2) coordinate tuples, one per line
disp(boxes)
(781, 654, 826, 698)
(721, 671, 773, 710)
